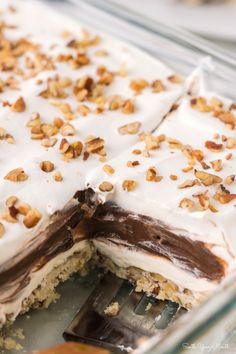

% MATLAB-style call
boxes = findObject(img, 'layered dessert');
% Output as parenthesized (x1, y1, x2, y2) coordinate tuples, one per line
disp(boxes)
(86, 91, 236, 309)
(0, 0, 236, 332)
(0, 0, 182, 327)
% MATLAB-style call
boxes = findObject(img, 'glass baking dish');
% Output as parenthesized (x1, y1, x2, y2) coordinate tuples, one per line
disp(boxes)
(6, 1, 236, 353)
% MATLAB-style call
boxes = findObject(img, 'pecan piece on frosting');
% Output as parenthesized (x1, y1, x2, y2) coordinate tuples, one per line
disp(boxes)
(146, 167, 163, 182)
(23, 209, 42, 228)
(179, 198, 195, 210)
(118, 121, 141, 135)
(122, 179, 138, 191)
(4, 168, 28, 182)
(205, 140, 224, 152)
(99, 181, 113, 192)
(194, 170, 222, 186)
(10, 96, 26, 112)
(40, 161, 55, 173)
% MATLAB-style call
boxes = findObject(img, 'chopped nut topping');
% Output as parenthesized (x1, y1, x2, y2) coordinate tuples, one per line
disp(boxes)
(17, 202, 31, 216)
(146, 167, 163, 182)
(23, 209, 42, 228)
(170, 174, 178, 181)
(118, 121, 141, 135)
(210, 159, 223, 172)
(140, 133, 165, 151)
(6, 196, 18, 207)
(179, 198, 195, 209)
(122, 180, 138, 191)
(151, 80, 165, 93)
(0, 223, 5, 238)
(0, 127, 14, 144)
(122, 99, 135, 114)
(191, 97, 211, 112)
(108, 95, 123, 111)
(53, 117, 64, 129)
(77, 105, 90, 116)
(53, 171, 63, 182)
(182, 166, 194, 173)
(168, 74, 182, 84)
(11, 96, 26, 112)
(224, 175, 235, 186)
(60, 123, 76, 136)
(194, 170, 222, 186)
(103, 164, 115, 175)
(99, 181, 113, 192)
(226, 153, 233, 160)
(85, 136, 105, 155)
(40, 160, 54, 173)
(178, 179, 200, 189)
(167, 137, 183, 149)
(193, 190, 217, 212)
(205, 140, 224, 152)
(41, 137, 57, 148)
(59, 138, 83, 159)
(226, 137, 236, 149)
(132, 149, 142, 155)
(4, 168, 28, 182)
(130, 79, 148, 93)
(127, 160, 140, 168)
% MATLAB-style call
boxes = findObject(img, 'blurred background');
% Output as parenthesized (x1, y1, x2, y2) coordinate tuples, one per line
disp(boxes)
(110, 0, 236, 53)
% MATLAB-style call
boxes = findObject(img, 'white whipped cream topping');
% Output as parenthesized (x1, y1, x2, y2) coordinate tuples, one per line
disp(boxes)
(0, 0, 182, 266)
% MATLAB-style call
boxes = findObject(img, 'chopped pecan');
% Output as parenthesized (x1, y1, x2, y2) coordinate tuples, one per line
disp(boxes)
(53, 171, 63, 182)
(179, 198, 195, 209)
(23, 209, 42, 228)
(4, 168, 28, 182)
(11, 96, 26, 112)
(118, 122, 141, 135)
(122, 99, 135, 114)
(146, 167, 162, 182)
(99, 181, 113, 192)
(122, 180, 138, 191)
(40, 161, 54, 173)
(178, 179, 200, 189)
(151, 80, 165, 93)
(210, 159, 223, 172)
(195, 170, 222, 186)
(190, 97, 211, 112)
(130, 79, 148, 93)
(103, 164, 115, 175)
(224, 175, 235, 185)
(205, 140, 224, 152)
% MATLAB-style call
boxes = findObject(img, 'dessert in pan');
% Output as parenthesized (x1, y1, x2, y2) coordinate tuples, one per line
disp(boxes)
(0, 0, 235, 337)
(86, 89, 236, 309)
(0, 0, 182, 328)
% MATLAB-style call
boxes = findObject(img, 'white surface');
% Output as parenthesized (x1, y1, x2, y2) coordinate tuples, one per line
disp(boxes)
(112, 0, 236, 41)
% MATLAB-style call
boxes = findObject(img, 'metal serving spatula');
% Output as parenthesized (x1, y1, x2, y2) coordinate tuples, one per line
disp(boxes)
(64, 272, 185, 353)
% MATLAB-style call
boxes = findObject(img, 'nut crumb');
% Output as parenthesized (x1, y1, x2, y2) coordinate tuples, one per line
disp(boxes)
(23, 209, 42, 228)
(104, 302, 120, 317)
(122, 179, 137, 191)
(40, 161, 54, 173)
(11, 96, 26, 112)
(4, 168, 28, 182)
(99, 181, 113, 192)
